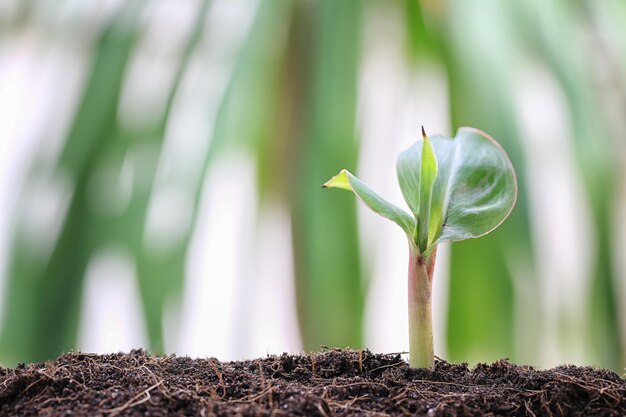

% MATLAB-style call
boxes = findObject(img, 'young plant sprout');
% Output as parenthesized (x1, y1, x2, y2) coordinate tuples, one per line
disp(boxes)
(323, 127, 517, 369)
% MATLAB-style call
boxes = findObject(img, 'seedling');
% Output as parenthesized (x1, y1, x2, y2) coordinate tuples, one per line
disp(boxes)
(323, 127, 517, 369)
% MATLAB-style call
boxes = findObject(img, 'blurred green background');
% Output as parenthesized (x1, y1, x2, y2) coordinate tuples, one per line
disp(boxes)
(0, 0, 624, 371)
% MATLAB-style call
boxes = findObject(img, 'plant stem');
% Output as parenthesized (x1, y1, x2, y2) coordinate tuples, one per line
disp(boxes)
(408, 245, 437, 368)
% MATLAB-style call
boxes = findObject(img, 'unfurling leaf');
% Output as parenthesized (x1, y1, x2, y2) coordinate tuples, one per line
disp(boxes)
(417, 128, 438, 251)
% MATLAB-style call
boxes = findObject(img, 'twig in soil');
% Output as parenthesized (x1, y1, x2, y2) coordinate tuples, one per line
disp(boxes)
(267, 386, 274, 409)
(410, 378, 546, 398)
(554, 370, 622, 387)
(259, 361, 267, 388)
(37, 368, 55, 380)
(316, 400, 332, 417)
(19, 376, 45, 396)
(368, 361, 404, 374)
(343, 394, 369, 407)
(100, 381, 162, 417)
(156, 353, 177, 364)
(328, 381, 389, 391)
(139, 364, 176, 401)
(38, 393, 80, 407)
(258, 364, 274, 409)
(208, 359, 226, 398)
(535, 389, 555, 417)
(358, 350, 363, 374)
(229, 386, 273, 404)
(555, 402, 564, 416)
(409, 379, 474, 389)
(335, 404, 391, 417)
(389, 387, 410, 404)
(552, 371, 622, 407)
(523, 400, 537, 417)
(311, 351, 316, 379)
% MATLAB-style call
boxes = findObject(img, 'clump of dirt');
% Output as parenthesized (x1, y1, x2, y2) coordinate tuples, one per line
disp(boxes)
(0, 349, 624, 416)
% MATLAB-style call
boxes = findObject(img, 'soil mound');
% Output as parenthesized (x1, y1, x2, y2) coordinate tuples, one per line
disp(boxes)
(1, 349, 624, 416)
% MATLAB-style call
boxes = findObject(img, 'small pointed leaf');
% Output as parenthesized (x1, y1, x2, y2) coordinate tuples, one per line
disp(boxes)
(417, 129, 438, 250)
(323, 169, 415, 236)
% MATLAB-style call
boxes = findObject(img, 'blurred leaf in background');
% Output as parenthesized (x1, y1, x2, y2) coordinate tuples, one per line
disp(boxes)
(0, 3, 144, 364)
(287, 0, 364, 351)
(442, 0, 538, 365)
(509, 0, 622, 369)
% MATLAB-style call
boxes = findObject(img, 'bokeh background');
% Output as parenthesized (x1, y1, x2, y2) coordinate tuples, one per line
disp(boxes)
(0, 0, 625, 371)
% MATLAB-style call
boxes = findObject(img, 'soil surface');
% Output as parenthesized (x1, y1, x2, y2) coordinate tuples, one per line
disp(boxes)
(0, 349, 624, 416)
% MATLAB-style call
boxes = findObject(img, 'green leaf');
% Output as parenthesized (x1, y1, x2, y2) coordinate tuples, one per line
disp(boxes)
(434, 128, 517, 244)
(396, 138, 422, 217)
(323, 169, 415, 237)
(397, 127, 517, 253)
(291, 0, 365, 351)
(417, 128, 438, 250)
(0, 5, 143, 365)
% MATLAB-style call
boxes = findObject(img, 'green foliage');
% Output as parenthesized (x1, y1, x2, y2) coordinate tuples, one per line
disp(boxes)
(325, 128, 517, 259)
(289, 0, 365, 351)
(429, 0, 537, 364)
(0, 4, 143, 364)
(511, 0, 622, 371)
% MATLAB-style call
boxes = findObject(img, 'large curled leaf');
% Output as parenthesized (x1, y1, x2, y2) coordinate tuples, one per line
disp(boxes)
(323, 169, 415, 237)
(324, 127, 517, 258)
(398, 127, 517, 253)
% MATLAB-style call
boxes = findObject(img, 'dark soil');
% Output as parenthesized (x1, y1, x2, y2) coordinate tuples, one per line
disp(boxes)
(0, 349, 624, 416)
